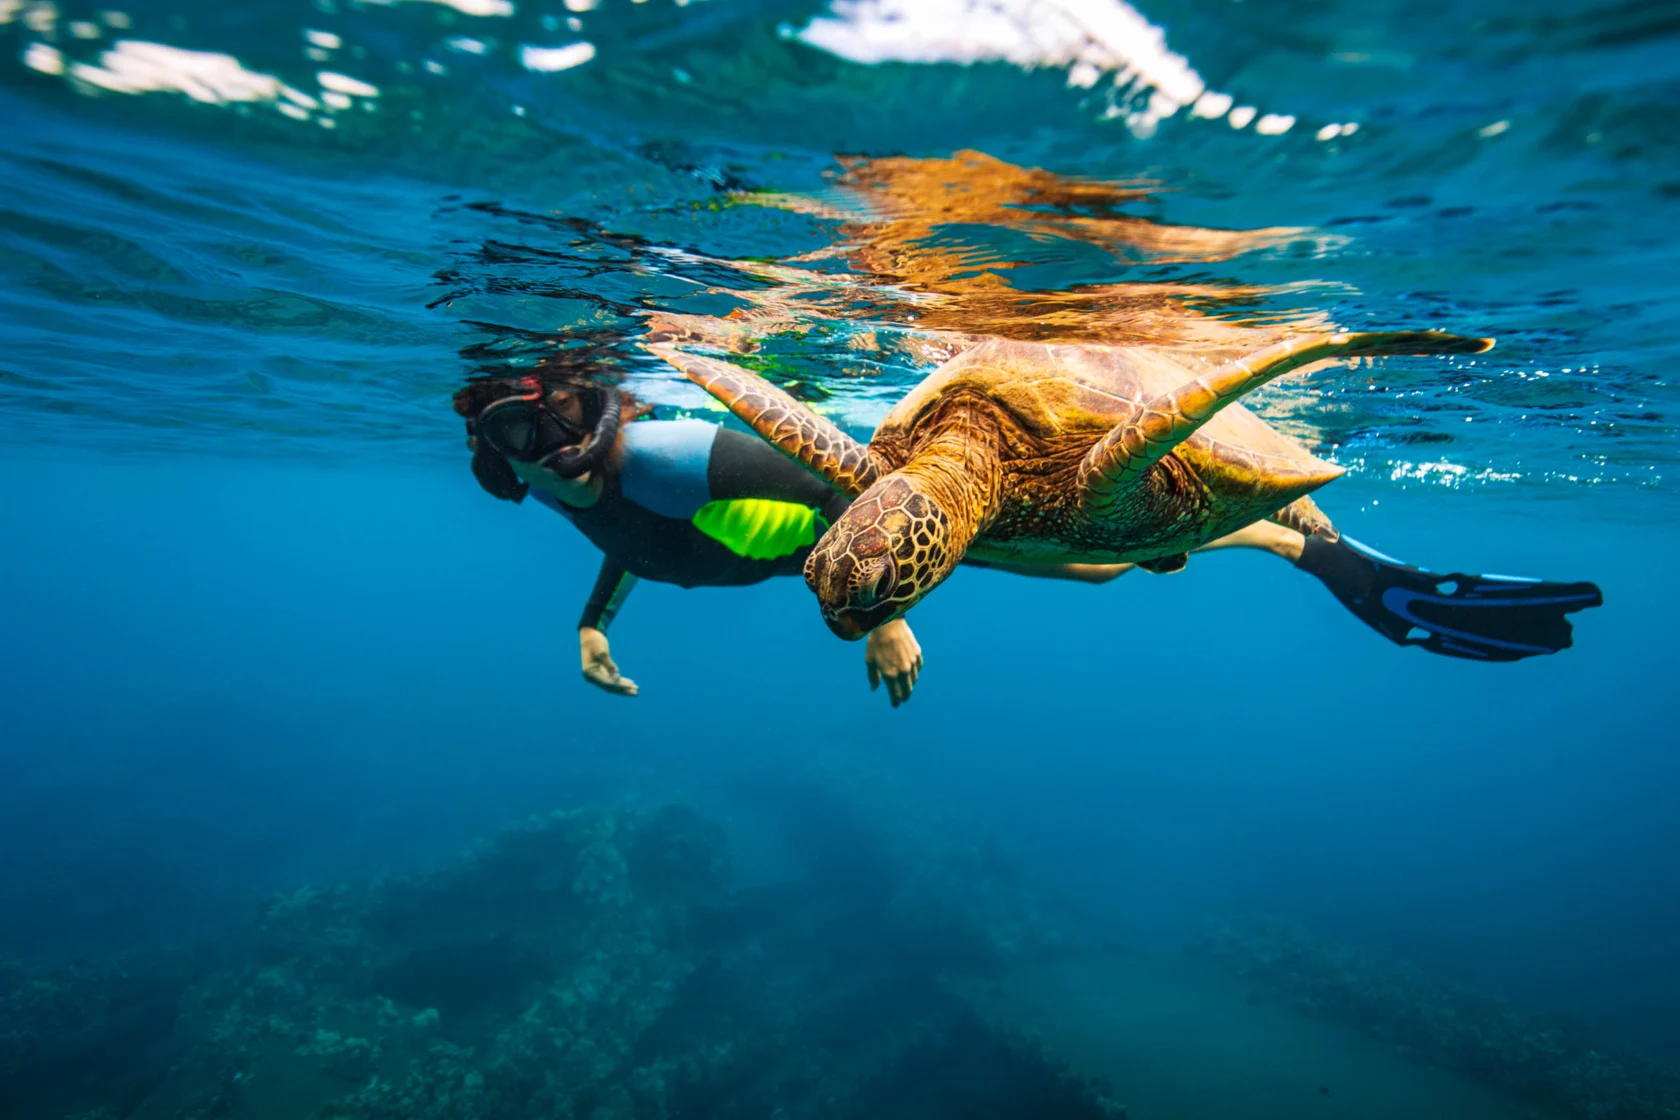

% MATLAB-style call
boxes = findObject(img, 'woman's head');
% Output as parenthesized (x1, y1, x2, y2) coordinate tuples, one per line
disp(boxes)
(454, 374, 643, 500)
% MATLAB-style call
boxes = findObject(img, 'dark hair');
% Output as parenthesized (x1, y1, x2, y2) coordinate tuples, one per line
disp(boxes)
(451, 374, 650, 424)
(471, 441, 529, 503)
(452, 377, 514, 420)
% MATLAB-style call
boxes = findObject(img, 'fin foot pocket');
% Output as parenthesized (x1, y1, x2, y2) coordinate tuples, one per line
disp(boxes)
(1295, 534, 1603, 661)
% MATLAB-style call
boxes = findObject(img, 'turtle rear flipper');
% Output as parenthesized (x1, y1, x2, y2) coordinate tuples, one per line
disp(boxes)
(1271, 495, 1339, 542)
(648, 344, 884, 497)
(1137, 553, 1188, 574)
(1296, 534, 1604, 661)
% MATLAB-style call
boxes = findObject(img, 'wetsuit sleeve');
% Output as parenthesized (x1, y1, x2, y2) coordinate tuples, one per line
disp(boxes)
(578, 556, 638, 633)
(708, 427, 850, 522)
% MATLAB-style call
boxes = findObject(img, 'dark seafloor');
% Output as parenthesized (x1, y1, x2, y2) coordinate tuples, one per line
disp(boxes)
(3, 1, 1680, 1118)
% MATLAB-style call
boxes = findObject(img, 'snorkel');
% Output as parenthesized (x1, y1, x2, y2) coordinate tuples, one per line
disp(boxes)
(536, 386, 621, 479)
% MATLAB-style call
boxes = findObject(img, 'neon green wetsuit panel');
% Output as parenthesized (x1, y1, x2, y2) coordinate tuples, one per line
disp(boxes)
(692, 498, 828, 561)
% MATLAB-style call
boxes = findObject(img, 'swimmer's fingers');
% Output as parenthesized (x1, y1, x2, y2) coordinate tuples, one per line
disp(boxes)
(580, 632, 639, 697)
(583, 659, 639, 697)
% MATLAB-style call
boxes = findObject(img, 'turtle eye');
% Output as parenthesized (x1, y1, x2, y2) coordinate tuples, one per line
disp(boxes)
(853, 559, 894, 608)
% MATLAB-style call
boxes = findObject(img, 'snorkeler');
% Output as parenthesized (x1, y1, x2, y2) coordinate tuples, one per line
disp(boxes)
(456, 367, 1597, 708)
(454, 374, 933, 704)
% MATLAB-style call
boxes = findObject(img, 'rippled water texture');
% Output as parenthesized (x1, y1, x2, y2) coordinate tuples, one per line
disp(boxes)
(2, 0, 1677, 499)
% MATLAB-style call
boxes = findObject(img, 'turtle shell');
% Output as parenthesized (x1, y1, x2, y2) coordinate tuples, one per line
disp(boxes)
(874, 338, 1343, 563)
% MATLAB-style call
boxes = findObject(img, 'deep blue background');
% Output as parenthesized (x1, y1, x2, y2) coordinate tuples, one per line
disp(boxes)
(3, 453, 1675, 1058)
(3, 0, 1679, 1086)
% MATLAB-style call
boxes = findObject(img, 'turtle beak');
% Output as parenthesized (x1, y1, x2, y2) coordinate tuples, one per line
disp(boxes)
(823, 604, 901, 641)
(823, 610, 868, 641)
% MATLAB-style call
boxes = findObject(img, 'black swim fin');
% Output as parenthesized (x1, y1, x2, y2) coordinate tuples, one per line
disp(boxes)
(1295, 534, 1603, 661)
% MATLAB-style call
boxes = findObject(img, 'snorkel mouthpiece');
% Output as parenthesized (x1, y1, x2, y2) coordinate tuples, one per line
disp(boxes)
(538, 388, 621, 478)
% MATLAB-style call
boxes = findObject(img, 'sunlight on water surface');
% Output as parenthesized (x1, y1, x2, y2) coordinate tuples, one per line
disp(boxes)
(1, 0, 1675, 494)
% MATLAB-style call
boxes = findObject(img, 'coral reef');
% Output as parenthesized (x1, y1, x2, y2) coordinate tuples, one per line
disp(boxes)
(1192, 918, 1680, 1120)
(2, 945, 218, 1120)
(3, 801, 1117, 1120)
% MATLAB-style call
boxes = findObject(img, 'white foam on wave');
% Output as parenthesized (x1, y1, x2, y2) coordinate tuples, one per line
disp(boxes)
(31, 36, 391, 128)
(361, 0, 515, 17)
(521, 41, 596, 72)
(67, 40, 283, 103)
(795, 0, 1309, 139)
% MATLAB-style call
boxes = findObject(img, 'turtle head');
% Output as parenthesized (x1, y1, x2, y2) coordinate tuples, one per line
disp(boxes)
(805, 474, 959, 639)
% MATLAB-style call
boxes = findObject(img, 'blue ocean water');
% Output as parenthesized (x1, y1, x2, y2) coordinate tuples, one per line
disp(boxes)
(3, 1, 1679, 1117)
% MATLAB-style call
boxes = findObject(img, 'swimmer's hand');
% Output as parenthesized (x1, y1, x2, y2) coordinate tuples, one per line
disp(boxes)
(866, 618, 923, 708)
(579, 627, 639, 697)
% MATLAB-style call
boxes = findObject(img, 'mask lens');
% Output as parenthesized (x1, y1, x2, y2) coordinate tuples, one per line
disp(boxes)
(545, 393, 590, 443)
(479, 399, 539, 457)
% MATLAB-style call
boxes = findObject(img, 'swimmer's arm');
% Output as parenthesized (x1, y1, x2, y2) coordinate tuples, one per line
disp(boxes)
(961, 557, 1134, 584)
(579, 557, 638, 633)
(579, 558, 639, 697)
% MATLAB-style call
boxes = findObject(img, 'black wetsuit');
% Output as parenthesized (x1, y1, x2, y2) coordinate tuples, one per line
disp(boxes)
(526, 418, 848, 631)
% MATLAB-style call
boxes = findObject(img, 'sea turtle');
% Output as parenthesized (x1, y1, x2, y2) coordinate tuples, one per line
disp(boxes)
(651, 330, 1493, 639)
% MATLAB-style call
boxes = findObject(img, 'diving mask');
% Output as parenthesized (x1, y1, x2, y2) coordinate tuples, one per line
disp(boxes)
(473, 379, 622, 479)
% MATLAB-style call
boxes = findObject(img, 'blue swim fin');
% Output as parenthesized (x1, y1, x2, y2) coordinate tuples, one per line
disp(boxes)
(1295, 534, 1603, 661)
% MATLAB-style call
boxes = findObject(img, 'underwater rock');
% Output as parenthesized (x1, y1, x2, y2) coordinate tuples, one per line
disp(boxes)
(1191, 917, 1680, 1120)
(140, 804, 731, 1120)
(0, 944, 218, 1120)
(726, 760, 1093, 976)
(8, 799, 1111, 1120)
(848, 1007, 1128, 1119)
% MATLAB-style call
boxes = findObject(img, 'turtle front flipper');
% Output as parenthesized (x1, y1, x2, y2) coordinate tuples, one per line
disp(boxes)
(1078, 331, 1493, 515)
(647, 344, 884, 498)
